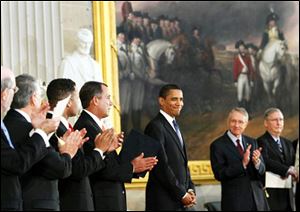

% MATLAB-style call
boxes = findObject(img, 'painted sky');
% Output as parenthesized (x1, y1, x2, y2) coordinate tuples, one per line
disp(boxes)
(116, 1, 299, 53)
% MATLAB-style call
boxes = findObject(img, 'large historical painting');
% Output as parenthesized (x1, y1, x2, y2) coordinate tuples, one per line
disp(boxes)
(115, 1, 299, 160)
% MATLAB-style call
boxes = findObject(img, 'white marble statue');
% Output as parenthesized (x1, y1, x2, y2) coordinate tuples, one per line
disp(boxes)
(59, 28, 103, 89)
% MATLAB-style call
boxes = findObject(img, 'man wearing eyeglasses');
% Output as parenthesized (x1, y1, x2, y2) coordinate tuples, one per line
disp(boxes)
(1, 67, 60, 210)
(3, 74, 87, 211)
(257, 107, 297, 211)
(210, 107, 268, 211)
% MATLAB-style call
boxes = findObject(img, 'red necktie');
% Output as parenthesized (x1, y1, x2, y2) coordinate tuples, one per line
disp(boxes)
(236, 139, 244, 156)
(68, 123, 74, 132)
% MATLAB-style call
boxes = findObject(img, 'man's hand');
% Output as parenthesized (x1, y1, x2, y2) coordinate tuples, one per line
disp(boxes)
(187, 189, 197, 207)
(58, 129, 89, 158)
(287, 166, 298, 181)
(36, 118, 60, 135)
(94, 129, 115, 152)
(31, 103, 59, 134)
(181, 192, 194, 207)
(242, 144, 252, 168)
(131, 153, 158, 173)
(107, 131, 124, 152)
(252, 147, 262, 166)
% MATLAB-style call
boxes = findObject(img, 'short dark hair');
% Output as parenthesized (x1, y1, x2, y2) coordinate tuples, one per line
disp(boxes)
(80, 81, 107, 109)
(46, 78, 76, 109)
(159, 84, 182, 99)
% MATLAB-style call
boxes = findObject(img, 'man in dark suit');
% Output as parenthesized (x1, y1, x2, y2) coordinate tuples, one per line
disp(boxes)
(46, 78, 117, 211)
(75, 81, 158, 211)
(210, 107, 269, 211)
(257, 108, 297, 211)
(144, 84, 196, 211)
(1, 67, 60, 210)
(4, 74, 83, 211)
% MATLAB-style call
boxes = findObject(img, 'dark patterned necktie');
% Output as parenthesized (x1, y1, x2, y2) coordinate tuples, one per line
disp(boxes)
(275, 139, 283, 152)
(236, 139, 244, 156)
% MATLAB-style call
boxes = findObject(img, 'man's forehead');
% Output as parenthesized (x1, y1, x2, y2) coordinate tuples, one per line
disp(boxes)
(1, 66, 14, 80)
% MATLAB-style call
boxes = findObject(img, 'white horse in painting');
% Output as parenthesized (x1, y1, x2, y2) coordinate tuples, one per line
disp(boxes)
(146, 39, 176, 79)
(259, 40, 287, 103)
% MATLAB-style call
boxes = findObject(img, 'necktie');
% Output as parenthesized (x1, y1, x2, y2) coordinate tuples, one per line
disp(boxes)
(1, 121, 15, 149)
(68, 123, 74, 132)
(275, 139, 283, 152)
(236, 139, 244, 156)
(172, 119, 184, 148)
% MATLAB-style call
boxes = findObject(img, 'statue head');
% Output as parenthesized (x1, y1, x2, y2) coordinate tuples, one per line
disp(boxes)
(76, 28, 93, 55)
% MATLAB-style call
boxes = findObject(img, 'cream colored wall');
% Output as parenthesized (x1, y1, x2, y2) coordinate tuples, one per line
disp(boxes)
(1, 1, 95, 83)
(1, 1, 63, 84)
(60, 1, 94, 56)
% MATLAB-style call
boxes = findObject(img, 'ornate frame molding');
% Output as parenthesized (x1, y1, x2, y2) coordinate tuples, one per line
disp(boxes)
(93, 1, 121, 132)
(126, 160, 217, 189)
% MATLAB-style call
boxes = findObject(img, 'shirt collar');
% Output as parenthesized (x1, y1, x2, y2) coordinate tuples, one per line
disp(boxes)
(83, 109, 104, 129)
(160, 109, 176, 131)
(60, 116, 69, 129)
(227, 130, 243, 146)
(14, 109, 31, 123)
(270, 134, 280, 142)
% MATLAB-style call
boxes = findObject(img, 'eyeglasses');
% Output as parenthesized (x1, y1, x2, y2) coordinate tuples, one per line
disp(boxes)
(9, 86, 19, 94)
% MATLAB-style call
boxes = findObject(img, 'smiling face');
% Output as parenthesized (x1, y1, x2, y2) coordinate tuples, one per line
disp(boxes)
(159, 89, 183, 118)
(228, 110, 248, 137)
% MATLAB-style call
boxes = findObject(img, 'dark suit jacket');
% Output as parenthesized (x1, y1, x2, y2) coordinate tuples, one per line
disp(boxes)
(257, 131, 295, 211)
(52, 116, 106, 211)
(210, 131, 269, 211)
(260, 29, 285, 49)
(144, 113, 195, 211)
(74, 110, 133, 211)
(1, 128, 48, 210)
(4, 109, 72, 210)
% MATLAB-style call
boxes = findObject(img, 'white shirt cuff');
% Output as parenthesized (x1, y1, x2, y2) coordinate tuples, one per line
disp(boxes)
(30, 128, 50, 147)
(255, 159, 261, 170)
(182, 192, 188, 200)
(94, 148, 105, 159)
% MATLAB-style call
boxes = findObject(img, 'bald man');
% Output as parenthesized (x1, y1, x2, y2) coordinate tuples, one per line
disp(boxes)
(59, 28, 103, 89)
(1, 67, 60, 210)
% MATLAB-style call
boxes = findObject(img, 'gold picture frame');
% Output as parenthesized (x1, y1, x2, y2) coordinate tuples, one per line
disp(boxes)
(92, 1, 216, 188)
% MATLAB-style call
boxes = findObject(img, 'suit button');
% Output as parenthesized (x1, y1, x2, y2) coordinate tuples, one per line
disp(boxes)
(122, 190, 125, 194)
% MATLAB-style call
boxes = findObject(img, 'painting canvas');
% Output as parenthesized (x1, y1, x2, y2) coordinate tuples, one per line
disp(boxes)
(115, 1, 299, 160)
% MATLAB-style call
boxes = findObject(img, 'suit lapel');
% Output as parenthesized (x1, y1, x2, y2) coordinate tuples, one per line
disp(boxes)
(223, 132, 243, 159)
(265, 132, 285, 162)
(279, 137, 289, 162)
(158, 113, 187, 160)
(81, 110, 102, 133)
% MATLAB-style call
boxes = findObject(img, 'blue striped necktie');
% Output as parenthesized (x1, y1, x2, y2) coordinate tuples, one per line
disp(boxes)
(172, 119, 183, 148)
(275, 139, 283, 152)
(1, 121, 15, 149)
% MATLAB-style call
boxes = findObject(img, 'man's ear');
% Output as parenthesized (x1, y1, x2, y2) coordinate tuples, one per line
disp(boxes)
(91, 96, 99, 106)
(30, 92, 38, 106)
(66, 100, 72, 108)
(1, 88, 9, 101)
(158, 97, 164, 106)
(263, 120, 268, 128)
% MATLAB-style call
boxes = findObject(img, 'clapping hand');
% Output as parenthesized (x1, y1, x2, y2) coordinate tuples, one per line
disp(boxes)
(252, 147, 262, 166)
